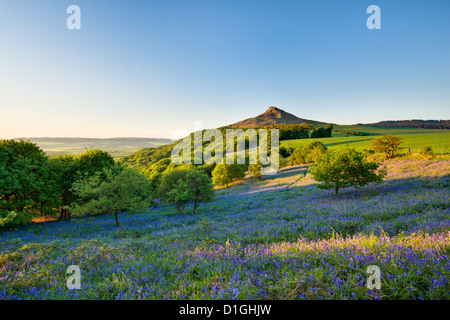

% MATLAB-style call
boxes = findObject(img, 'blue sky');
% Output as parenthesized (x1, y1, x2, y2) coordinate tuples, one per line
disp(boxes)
(0, 0, 449, 138)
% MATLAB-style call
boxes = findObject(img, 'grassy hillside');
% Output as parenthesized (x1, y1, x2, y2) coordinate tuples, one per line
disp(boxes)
(1, 159, 449, 299)
(120, 142, 177, 169)
(283, 126, 450, 155)
(119, 125, 450, 170)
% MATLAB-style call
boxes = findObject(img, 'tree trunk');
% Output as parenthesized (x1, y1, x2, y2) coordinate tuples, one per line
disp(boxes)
(334, 186, 339, 196)
(114, 212, 120, 227)
(60, 208, 71, 219)
(193, 201, 199, 215)
(176, 203, 186, 215)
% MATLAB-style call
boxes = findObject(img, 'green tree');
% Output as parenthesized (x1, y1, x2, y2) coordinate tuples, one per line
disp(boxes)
(211, 164, 246, 187)
(166, 180, 191, 214)
(289, 141, 327, 165)
(158, 169, 214, 214)
(0, 139, 57, 217)
(157, 169, 192, 200)
(317, 127, 326, 138)
(77, 149, 115, 177)
(325, 124, 333, 137)
(0, 211, 32, 231)
(248, 162, 263, 181)
(50, 154, 79, 219)
(50, 150, 116, 219)
(70, 165, 154, 227)
(185, 170, 214, 214)
(370, 135, 403, 159)
(197, 163, 216, 178)
(310, 149, 386, 195)
(279, 146, 289, 158)
(310, 129, 321, 139)
(142, 158, 172, 191)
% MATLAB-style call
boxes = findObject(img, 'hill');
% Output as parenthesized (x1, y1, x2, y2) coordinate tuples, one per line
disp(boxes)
(121, 108, 450, 169)
(362, 120, 450, 130)
(120, 142, 177, 169)
(229, 106, 328, 128)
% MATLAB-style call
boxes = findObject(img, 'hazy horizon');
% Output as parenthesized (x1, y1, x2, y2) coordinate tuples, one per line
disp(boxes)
(7, 107, 450, 140)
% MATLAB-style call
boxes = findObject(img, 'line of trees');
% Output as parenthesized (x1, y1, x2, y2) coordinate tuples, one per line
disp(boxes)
(367, 120, 450, 130)
(121, 124, 334, 170)
(2, 133, 403, 229)
(0, 139, 217, 229)
(310, 124, 333, 138)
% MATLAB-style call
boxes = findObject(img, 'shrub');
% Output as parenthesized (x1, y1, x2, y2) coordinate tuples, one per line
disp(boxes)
(212, 164, 246, 187)
(197, 163, 216, 178)
(420, 146, 434, 159)
(279, 146, 289, 158)
(370, 135, 403, 159)
(0, 211, 32, 230)
(310, 129, 321, 139)
(362, 149, 376, 157)
(248, 163, 263, 181)
(289, 141, 327, 165)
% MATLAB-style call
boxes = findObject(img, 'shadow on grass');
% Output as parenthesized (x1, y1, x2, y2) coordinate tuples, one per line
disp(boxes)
(325, 138, 373, 147)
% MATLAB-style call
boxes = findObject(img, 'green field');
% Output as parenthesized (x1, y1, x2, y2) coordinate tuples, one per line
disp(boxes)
(282, 126, 450, 155)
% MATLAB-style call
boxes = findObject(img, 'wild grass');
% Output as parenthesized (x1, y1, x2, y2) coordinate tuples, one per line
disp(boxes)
(0, 160, 449, 300)
(281, 132, 450, 156)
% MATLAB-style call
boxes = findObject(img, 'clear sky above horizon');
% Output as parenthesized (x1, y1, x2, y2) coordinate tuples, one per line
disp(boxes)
(1, 0, 449, 139)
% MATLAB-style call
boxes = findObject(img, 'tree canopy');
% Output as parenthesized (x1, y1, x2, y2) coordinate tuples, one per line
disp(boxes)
(370, 135, 403, 159)
(310, 149, 386, 195)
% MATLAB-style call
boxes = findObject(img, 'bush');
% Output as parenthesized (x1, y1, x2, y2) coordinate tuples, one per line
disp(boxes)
(0, 211, 32, 230)
(362, 149, 376, 157)
(289, 141, 327, 165)
(212, 164, 246, 187)
(197, 163, 216, 178)
(310, 149, 386, 195)
(279, 146, 294, 158)
(309, 125, 332, 139)
(370, 135, 403, 159)
(248, 163, 263, 181)
(420, 146, 434, 159)
(310, 129, 321, 139)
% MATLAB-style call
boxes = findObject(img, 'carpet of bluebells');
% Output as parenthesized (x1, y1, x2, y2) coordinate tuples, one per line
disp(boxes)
(0, 160, 449, 300)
